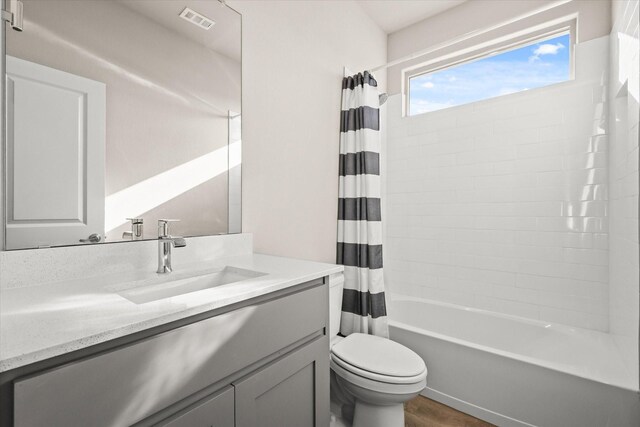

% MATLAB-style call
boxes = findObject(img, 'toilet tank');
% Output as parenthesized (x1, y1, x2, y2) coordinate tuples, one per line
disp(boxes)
(328, 273, 344, 339)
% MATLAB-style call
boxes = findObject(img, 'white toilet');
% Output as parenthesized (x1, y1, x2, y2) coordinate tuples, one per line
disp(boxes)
(329, 277, 427, 427)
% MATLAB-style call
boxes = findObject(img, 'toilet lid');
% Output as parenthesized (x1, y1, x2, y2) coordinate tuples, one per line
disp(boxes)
(331, 333, 426, 378)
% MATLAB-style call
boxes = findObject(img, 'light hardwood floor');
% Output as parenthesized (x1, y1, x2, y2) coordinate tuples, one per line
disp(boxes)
(404, 395, 495, 427)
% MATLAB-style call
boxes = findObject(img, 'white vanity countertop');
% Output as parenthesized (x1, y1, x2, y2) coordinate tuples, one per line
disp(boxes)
(0, 254, 343, 372)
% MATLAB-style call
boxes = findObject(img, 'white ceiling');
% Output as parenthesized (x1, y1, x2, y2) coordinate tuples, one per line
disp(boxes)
(357, 0, 466, 34)
(115, 1, 465, 61)
(118, 0, 241, 62)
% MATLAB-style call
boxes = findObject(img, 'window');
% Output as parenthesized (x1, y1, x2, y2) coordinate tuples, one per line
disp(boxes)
(408, 33, 572, 116)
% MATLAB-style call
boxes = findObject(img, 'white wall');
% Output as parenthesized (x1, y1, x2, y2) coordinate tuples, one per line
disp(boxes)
(385, 36, 611, 331)
(386, 0, 611, 95)
(608, 0, 639, 387)
(229, 1, 386, 263)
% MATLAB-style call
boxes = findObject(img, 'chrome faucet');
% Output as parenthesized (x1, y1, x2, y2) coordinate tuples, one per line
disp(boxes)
(157, 219, 186, 274)
(123, 218, 144, 240)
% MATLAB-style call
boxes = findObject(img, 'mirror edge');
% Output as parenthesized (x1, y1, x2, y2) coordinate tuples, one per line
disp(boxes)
(1, 0, 7, 251)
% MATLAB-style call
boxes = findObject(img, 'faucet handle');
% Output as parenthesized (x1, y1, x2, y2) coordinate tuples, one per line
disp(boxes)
(125, 218, 144, 239)
(158, 219, 180, 238)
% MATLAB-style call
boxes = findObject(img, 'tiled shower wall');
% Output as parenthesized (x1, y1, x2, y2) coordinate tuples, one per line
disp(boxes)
(385, 37, 610, 331)
(609, 0, 639, 381)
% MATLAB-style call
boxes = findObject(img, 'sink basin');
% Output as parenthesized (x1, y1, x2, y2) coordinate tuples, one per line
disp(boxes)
(118, 266, 267, 304)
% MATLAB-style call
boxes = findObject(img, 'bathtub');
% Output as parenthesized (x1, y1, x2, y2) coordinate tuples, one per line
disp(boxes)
(387, 296, 640, 427)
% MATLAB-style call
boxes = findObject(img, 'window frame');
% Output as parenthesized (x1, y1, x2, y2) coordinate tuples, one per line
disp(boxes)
(402, 18, 577, 117)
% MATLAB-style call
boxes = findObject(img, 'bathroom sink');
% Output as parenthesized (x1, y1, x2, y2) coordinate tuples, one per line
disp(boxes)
(117, 266, 267, 304)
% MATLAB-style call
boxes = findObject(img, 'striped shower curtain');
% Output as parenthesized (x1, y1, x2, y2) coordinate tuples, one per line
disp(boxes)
(337, 71, 389, 338)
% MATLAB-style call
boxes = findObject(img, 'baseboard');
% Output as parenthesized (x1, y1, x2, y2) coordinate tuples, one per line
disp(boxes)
(421, 387, 536, 427)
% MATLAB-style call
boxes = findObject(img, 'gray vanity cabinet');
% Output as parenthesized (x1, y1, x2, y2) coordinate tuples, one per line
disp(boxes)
(163, 387, 235, 427)
(234, 336, 329, 427)
(2, 279, 329, 427)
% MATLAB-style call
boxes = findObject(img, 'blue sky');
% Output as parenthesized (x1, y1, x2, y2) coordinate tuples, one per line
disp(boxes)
(409, 34, 571, 115)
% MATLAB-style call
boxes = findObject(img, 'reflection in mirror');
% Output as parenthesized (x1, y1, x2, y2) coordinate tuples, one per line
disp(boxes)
(4, 0, 241, 249)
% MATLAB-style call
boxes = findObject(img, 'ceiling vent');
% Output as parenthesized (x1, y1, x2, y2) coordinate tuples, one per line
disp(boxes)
(179, 7, 215, 30)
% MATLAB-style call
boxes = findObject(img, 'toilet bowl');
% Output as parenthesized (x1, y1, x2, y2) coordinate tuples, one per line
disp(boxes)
(328, 275, 427, 427)
(330, 333, 427, 427)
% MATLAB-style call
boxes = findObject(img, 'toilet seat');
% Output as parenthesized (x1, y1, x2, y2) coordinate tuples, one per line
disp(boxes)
(330, 333, 427, 388)
(330, 357, 427, 396)
(331, 352, 426, 385)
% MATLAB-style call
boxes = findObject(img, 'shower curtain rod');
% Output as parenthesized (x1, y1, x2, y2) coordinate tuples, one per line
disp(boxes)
(364, 0, 572, 74)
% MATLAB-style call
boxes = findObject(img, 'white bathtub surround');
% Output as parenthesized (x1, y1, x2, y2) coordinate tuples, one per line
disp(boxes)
(385, 36, 611, 331)
(388, 297, 640, 427)
(608, 0, 640, 390)
(0, 252, 342, 372)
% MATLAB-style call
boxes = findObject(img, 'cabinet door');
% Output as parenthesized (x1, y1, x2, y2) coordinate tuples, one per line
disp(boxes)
(234, 337, 329, 427)
(162, 387, 234, 427)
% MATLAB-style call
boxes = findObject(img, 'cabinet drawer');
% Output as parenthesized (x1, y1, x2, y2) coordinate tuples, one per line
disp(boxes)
(163, 386, 234, 427)
(14, 282, 327, 427)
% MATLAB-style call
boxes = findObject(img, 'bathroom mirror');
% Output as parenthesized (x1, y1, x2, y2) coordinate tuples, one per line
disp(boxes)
(3, 0, 242, 250)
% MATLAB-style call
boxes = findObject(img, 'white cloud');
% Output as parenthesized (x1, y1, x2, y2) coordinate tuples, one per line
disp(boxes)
(422, 81, 435, 89)
(529, 42, 565, 62)
(534, 43, 565, 56)
(448, 76, 456, 82)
